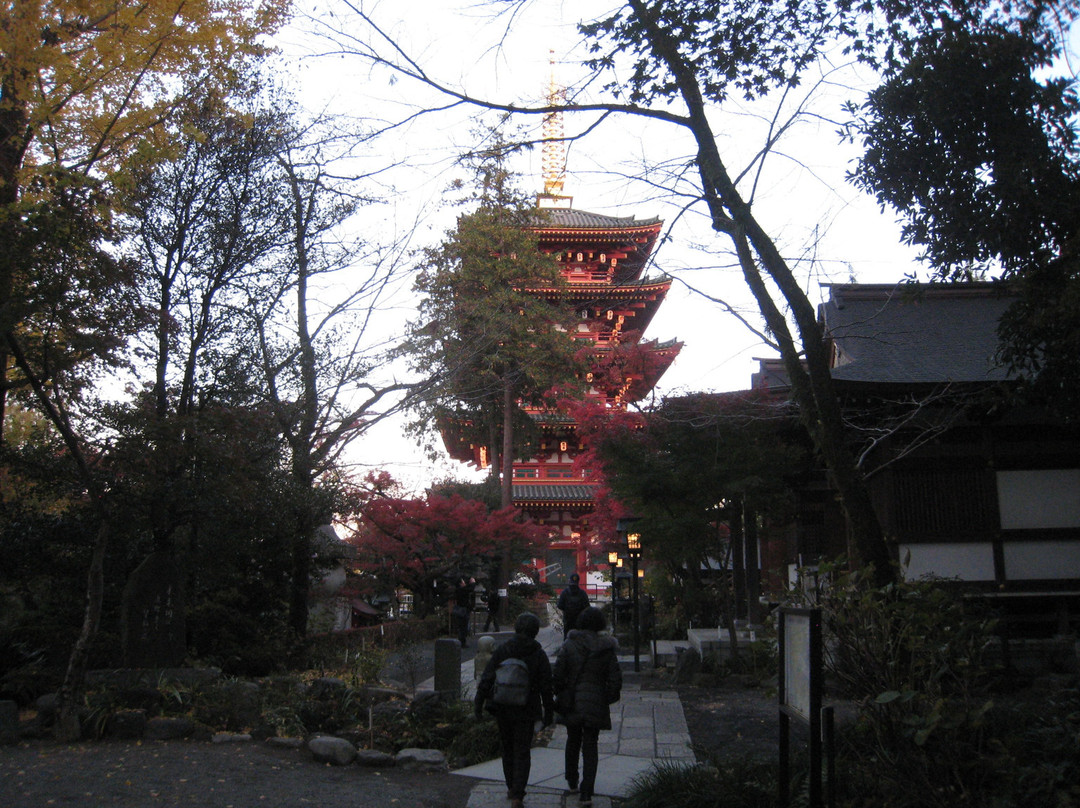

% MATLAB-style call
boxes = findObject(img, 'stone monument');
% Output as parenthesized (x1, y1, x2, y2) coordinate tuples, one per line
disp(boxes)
(121, 550, 186, 668)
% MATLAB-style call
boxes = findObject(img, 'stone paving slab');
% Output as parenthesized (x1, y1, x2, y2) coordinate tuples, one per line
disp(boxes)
(465, 780, 614, 808)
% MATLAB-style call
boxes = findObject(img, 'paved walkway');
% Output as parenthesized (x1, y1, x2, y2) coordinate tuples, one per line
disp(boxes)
(418, 615, 694, 808)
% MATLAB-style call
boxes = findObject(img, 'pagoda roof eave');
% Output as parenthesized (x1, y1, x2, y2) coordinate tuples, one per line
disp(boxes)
(623, 340, 685, 403)
(520, 276, 665, 291)
(513, 483, 597, 505)
(521, 278, 673, 297)
(530, 208, 662, 233)
(527, 411, 578, 426)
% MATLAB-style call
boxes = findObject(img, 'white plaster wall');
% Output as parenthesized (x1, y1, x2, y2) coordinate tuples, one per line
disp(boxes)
(900, 542, 996, 581)
(1003, 540, 1080, 580)
(997, 469, 1080, 529)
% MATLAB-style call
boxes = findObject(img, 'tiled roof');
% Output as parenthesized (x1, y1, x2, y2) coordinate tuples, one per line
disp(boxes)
(528, 412, 577, 425)
(821, 283, 1016, 384)
(536, 209, 661, 229)
(525, 277, 672, 295)
(512, 484, 596, 503)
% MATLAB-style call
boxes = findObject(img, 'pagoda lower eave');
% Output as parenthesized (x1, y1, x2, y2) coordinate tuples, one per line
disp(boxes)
(512, 483, 596, 509)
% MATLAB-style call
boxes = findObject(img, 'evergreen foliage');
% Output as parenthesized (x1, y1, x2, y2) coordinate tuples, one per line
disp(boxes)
(406, 137, 584, 503)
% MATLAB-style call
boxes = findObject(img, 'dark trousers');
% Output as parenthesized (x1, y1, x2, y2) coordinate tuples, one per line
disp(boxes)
(496, 715, 535, 799)
(454, 608, 469, 645)
(483, 610, 499, 632)
(562, 611, 581, 639)
(565, 724, 601, 799)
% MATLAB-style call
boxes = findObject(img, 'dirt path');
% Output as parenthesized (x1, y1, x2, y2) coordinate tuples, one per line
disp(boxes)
(636, 672, 782, 764)
(0, 738, 477, 808)
(676, 682, 781, 762)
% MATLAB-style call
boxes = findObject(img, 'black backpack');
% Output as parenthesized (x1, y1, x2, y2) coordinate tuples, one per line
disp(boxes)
(491, 657, 531, 706)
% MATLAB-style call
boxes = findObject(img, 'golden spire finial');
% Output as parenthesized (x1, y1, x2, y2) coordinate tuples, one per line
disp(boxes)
(539, 50, 572, 208)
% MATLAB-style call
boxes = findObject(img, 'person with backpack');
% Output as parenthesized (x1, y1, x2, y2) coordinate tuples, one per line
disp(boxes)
(553, 606, 622, 807)
(557, 573, 590, 638)
(474, 612, 555, 808)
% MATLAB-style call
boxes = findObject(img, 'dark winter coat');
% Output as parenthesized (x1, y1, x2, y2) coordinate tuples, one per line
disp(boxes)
(556, 585, 590, 630)
(552, 629, 621, 730)
(475, 634, 554, 724)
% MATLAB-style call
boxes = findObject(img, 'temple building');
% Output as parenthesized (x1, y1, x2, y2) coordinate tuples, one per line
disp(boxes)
(441, 87, 682, 588)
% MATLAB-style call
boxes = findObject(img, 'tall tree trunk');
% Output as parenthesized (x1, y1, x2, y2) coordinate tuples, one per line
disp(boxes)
(498, 372, 515, 621)
(729, 499, 747, 622)
(744, 500, 764, 626)
(0, 80, 29, 443)
(628, 0, 893, 585)
(500, 373, 514, 509)
(289, 504, 314, 638)
(55, 519, 110, 741)
(714, 525, 739, 662)
(6, 332, 109, 739)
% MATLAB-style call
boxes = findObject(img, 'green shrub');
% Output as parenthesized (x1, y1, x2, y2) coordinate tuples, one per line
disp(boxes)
(446, 711, 503, 767)
(345, 645, 386, 687)
(725, 635, 778, 682)
(812, 565, 1071, 808)
(622, 757, 777, 808)
(506, 589, 550, 625)
(370, 698, 496, 761)
(991, 679, 1080, 807)
(191, 678, 262, 731)
(186, 592, 294, 677)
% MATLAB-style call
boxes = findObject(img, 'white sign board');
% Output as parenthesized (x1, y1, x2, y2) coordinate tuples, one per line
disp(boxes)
(783, 611, 812, 722)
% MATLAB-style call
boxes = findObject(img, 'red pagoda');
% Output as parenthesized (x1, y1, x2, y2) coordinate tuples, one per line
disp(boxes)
(442, 94, 682, 587)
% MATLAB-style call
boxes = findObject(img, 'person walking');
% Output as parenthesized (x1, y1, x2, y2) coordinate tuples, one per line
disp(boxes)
(482, 588, 502, 632)
(556, 573, 590, 639)
(553, 606, 622, 807)
(475, 612, 555, 808)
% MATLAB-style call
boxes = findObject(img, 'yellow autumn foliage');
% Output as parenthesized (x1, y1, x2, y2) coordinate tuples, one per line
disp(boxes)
(0, 0, 290, 193)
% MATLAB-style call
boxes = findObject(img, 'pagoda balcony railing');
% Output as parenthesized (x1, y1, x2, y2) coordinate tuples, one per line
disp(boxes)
(566, 268, 614, 284)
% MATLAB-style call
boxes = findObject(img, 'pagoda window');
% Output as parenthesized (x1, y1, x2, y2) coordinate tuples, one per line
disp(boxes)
(513, 468, 538, 479)
(548, 469, 576, 479)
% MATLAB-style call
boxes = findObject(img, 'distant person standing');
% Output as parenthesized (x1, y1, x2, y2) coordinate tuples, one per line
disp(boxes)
(553, 606, 622, 807)
(453, 577, 475, 646)
(475, 612, 555, 808)
(557, 573, 590, 639)
(482, 588, 502, 632)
